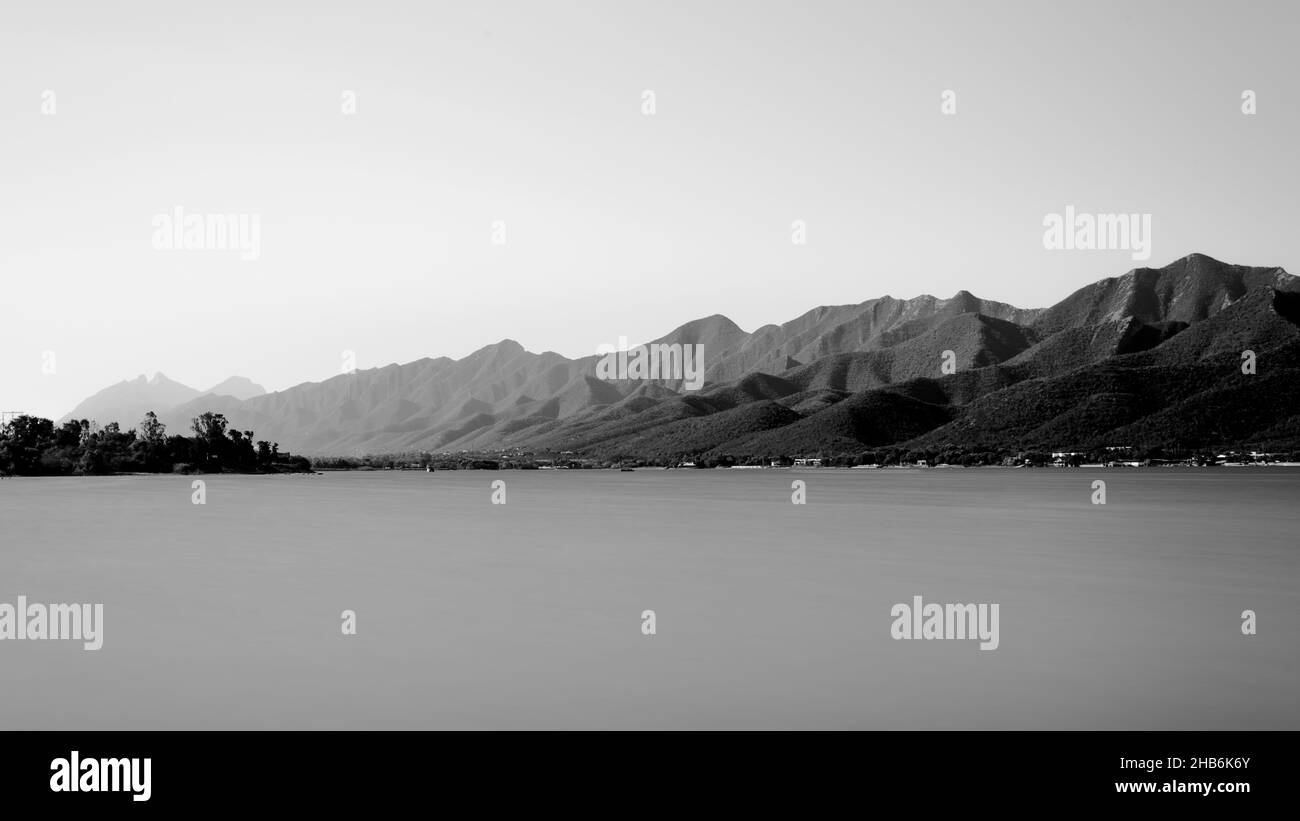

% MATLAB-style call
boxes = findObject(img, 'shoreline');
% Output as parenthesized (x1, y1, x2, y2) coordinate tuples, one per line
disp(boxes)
(7, 463, 1300, 479)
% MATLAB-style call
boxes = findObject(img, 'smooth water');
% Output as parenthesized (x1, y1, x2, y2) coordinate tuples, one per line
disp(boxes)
(1, 468, 1296, 729)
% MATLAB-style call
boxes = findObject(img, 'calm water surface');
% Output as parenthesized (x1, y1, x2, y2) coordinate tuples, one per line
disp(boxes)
(1, 468, 1296, 729)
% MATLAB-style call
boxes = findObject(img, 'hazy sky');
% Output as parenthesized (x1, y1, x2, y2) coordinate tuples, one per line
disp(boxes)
(2, 0, 1297, 419)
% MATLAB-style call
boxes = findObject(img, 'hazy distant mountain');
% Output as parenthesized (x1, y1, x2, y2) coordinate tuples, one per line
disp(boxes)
(204, 376, 267, 401)
(60, 373, 264, 430)
(65, 253, 1300, 456)
(59, 373, 201, 427)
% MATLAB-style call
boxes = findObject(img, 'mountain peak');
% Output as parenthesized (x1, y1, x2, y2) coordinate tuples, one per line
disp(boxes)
(654, 313, 747, 342)
(204, 376, 267, 401)
(126, 371, 173, 385)
(479, 338, 523, 353)
(456, 339, 529, 365)
(1177, 251, 1226, 266)
(60, 373, 201, 424)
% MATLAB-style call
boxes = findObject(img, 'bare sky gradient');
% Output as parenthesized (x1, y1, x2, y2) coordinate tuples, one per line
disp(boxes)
(2, 0, 1297, 419)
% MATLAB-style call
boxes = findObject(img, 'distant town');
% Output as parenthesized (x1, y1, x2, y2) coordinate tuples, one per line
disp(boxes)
(310, 445, 1300, 472)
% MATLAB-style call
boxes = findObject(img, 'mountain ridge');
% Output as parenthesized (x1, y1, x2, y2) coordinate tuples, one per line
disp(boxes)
(59, 253, 1300, 458)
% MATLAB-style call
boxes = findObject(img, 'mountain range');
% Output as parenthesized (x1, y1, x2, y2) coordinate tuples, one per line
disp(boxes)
(62, 254, 1300, 458)
(61, 374, 266, 427)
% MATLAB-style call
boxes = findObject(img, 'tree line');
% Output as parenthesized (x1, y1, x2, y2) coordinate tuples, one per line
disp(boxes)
(0, 411, 311, 476)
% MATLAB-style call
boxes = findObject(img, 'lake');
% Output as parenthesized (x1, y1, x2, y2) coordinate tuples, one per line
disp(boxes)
(1, 467, 1296, 729)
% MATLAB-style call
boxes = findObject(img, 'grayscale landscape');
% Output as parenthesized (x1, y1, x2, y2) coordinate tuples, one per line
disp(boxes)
(3, 0, 1298, 737)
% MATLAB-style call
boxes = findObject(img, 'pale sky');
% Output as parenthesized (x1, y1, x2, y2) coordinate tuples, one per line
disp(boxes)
(2, 0, 1297, 419)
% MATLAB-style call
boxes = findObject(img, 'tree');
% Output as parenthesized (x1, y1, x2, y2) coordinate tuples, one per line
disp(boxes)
(78, 443, 108, 475)
(226, 427, 256, 468)
(50, 420, 84, 450)
(190, 412, 230, 468)
(192, 412, 228, 441)
(139, 411, 166, 445)
(0, 415, 55, 475)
